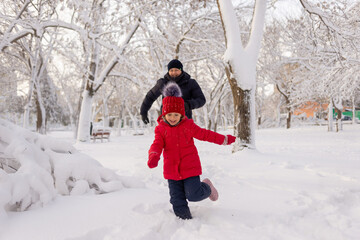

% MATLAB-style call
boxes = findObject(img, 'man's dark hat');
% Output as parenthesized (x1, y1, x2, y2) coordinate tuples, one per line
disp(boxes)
(167, 59, 183, 71)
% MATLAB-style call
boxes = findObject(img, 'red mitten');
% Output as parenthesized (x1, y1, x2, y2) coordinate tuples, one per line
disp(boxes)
(227, 135, 236, 145)
(148, 152, 160, 168)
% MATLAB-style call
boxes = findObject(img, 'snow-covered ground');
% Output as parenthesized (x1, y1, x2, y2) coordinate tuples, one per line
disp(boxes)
(1, 124, 360, 240)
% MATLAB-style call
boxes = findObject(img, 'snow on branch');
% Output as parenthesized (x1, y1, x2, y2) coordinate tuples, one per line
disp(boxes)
(0, 119, 133, 216)
(0, 18, 87, 52)
(93, 20, 141, 92)
(299, 0, 359, 38)
(246, 0, 267, 55)
(217, 0, 266, 90)
(0, 0, 31, 36)
(0, 29, 34, 51)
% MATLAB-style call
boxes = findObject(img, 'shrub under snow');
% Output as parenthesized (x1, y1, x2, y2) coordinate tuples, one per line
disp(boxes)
(0, 119, 124, 216)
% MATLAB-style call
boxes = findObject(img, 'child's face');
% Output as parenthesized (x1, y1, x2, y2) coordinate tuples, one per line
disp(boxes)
(165, 112, 181, 126)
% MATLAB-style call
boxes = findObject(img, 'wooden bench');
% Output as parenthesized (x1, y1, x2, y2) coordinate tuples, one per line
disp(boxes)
(91, 129, 111, 142)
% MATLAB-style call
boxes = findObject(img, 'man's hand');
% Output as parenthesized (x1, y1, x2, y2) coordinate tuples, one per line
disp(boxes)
(141, 114, 149, 124)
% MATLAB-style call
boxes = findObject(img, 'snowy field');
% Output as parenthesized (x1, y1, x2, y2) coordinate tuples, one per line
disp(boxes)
(1, 124, 360, 240)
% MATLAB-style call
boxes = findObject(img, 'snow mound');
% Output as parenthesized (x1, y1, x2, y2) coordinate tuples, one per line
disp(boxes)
(0, 119, 124, 216)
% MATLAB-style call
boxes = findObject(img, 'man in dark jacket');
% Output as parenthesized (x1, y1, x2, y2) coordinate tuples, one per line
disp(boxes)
(140, 59, 206, 124)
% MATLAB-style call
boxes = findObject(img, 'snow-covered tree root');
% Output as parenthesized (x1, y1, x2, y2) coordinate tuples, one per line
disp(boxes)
(0, 119, 128, 216)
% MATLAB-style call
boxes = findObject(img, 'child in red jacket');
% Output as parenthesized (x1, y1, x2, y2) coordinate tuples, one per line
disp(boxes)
(148, 82, 236, 220)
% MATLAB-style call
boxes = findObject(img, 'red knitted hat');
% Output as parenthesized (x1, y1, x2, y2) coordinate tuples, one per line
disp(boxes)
(161, 82, 185, 116)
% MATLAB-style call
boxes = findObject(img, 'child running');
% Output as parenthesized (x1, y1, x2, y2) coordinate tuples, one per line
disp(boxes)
(147, 82, 236, 220)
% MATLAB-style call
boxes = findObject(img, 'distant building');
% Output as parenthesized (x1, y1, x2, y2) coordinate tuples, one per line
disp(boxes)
(294, 101, 360, 120)
(294, 101, 328, 119)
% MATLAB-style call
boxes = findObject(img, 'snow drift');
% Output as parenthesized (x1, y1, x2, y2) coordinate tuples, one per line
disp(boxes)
(0, 118, 125, 216)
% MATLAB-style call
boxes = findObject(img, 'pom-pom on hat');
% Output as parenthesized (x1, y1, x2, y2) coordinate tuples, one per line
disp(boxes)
(167, 59, 183, 71)
(161, 82, 185, 117)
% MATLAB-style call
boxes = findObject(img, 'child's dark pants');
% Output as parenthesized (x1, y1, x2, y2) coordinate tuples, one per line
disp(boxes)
(168, 176, 211, 219)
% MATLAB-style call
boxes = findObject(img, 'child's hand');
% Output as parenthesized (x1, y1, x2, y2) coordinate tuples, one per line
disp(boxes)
(148, 152, 160, 168)
(227, 135, 236, 145)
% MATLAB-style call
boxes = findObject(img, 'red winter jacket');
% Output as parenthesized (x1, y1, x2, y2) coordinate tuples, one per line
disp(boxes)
(148, 117, 226, 180)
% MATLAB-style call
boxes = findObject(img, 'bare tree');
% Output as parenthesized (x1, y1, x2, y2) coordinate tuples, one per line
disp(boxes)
(216, 0, 267, 151)
(0, 1, 63, 133)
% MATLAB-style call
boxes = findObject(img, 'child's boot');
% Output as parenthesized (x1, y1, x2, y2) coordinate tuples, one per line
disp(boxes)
(174, 206, 192, 220)
(202, 178, 218, 201)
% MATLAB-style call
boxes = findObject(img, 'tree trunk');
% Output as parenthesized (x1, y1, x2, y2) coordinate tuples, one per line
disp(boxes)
(103, 101, 109, 128)
(74, 78, 86, 139)
(23, 82, 34, 129)
(76, 34, 98, 142)
(203, 107, 209, 130)
(276, 84, 292, 129)
(207, 119, 212, 130)
(276, 100, 282, 127)
(217, 0, 266, 151)
(286, 99, 292, 129)
(35, 95, 46, 134)
(77, 90, 93, 142)
(117, 102, 125, 136)
(213, 102, 221, 132)
(334, 106, 342, 132)
(352, 95, 356, 124)
(236, 88, 252, 145)
(36, 98, 42, 133)
(224, 64, 253, 149)
(257, 116, 261, 126)
(34, 72, 47, 134)
(328, 100, 333, 132)
(286, 110, 292, 129)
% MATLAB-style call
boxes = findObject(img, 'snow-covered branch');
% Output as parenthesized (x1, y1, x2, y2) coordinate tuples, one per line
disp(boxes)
(299, 0, 359, 38)
(0, 29, 33, 51)
(246, 0, 267, 57)
(0, 119, 128, 215)
(93, 19, 141, 92)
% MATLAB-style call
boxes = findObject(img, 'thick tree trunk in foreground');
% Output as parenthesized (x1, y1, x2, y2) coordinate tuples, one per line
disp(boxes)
(225, 65, 254, 149)
(217, 0, 266, 151)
